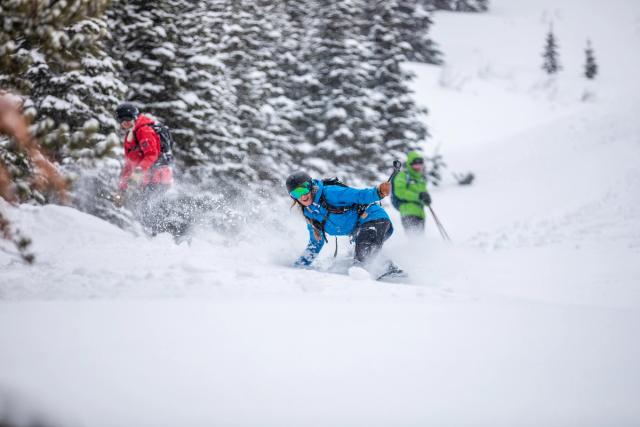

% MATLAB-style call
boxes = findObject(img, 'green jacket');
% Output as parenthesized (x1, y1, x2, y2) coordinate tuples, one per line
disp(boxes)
(393, 151, 428, 219)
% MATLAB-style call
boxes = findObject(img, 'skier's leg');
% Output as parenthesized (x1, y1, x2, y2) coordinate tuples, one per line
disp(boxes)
(354, 219, 391, 264)
(401, 215, 425, 234)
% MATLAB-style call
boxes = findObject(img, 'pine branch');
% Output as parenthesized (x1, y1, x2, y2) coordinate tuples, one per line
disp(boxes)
(0, 92, 69, 264)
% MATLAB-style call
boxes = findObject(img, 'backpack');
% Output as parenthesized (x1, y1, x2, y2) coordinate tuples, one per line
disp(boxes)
(390, 172, 419, 211)
(133, 122, 175, 167)
(390, 181, 402, 210)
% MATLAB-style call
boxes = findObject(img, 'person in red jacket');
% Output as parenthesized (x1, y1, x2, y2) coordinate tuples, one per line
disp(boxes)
(114, 102, 173, 233)
(116, 102, 173, 194)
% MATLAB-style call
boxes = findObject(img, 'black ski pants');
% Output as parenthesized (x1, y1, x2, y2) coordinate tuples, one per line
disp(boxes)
(354, 219, 392, 264)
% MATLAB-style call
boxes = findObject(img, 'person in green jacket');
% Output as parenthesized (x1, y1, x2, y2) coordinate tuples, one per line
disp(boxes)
(392, 151, 432, 233)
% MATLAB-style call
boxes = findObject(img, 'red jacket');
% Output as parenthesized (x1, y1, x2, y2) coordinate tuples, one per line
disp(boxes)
(119, 114, 173, 190)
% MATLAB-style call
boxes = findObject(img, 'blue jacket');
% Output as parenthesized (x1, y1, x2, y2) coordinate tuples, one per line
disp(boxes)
(294, 179, 392, 266)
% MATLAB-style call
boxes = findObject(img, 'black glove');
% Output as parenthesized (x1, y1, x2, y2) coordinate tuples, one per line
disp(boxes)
(419, 191, 431, 206)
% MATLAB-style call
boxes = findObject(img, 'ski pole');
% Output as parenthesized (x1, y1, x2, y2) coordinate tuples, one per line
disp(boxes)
(388, 160, 402, 182)
(427, 205, 451, 242)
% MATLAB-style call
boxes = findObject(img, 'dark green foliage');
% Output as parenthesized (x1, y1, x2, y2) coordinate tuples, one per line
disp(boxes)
(366, 0, 429, 176)
(396, 0, 442, 64)
(424, 0, 489, 12)
(304, 0, 381, 180)
(0, 0, 125, 202)
(107, 0, 192, 145)
(542, 27, 562, 75)
(216, 0, 288, 183)
(584, 39, 598, 79)
(0, 211, 34, 264)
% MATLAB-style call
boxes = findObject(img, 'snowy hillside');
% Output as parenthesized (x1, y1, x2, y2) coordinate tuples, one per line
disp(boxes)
(1, 0, 640, 426)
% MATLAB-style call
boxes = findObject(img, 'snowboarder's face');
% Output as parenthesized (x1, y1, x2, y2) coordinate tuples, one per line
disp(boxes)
(298, 192, 313, 206)
(120, 119, 134, 130)
(290, 181, 313, 206)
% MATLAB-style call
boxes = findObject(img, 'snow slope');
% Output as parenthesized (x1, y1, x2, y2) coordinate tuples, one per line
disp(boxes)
(2, 0, 640, 426)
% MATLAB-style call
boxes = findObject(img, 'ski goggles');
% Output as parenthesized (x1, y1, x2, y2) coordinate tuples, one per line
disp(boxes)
(411, 158, 424, 165)
(289, 182, 311, 199)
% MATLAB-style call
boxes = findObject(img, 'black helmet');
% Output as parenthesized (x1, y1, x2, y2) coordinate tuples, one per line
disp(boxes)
(286, 171, 312, 193)
(116, 102, 139, 122)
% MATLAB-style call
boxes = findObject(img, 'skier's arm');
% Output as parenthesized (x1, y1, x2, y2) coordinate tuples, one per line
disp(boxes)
(393, 172, 421, 202)
(136, 126, 161, 172)
(326, 186, 382, 206)
(294, 224, 324, 267)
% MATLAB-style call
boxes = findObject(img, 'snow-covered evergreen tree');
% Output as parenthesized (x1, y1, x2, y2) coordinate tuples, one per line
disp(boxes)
(454, 0, 488, 12)
(266, 0, 317, 173)
(106, 0, 188, 133)
(385, 0, 442, 65)
(215, 0, 292, 183)
(424, 0, 488, 12)
(304, 0, 387, 181)
(366, 0, 429, 176)
(542, 26, 561, 75)
(584, 39, 598, 79)
(172, 0, 247, 186)
(0, 0, 125, 202)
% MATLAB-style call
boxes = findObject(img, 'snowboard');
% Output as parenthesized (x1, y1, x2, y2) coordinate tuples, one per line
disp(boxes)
(349, 265, 409, 283)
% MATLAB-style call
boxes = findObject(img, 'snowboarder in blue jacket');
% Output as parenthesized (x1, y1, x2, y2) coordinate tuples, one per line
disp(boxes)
(287, 171, 403, 277)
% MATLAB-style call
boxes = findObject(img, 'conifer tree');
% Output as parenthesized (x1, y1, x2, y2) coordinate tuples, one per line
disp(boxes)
(172, 0, 247, 185)
(395, 0, 442, 64)
(453, 0, 488, 12)
(584, 39, 598, 79)
(366, 0, 428, 176)
(216, 0, 291, 183)
(0, 0, 125, 202)
(542, 26, 561, 75)
(267, 0, 317, 169)
(305, 0, 385, 181)
(425, 0, 488, 12)
(106, 0, 189, 134)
